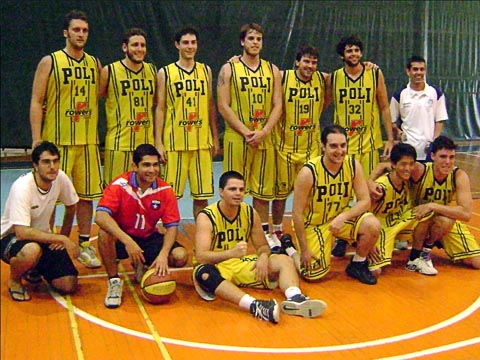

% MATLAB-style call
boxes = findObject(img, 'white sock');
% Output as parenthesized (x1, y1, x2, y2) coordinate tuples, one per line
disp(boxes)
(239, 294, 255, 310)
(285, 286, 302, 300)
(285, 247, 297, 257)
(352, 253, 366, 262)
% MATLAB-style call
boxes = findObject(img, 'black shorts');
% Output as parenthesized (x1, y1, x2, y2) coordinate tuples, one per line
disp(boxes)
(115, 232, 184, 266)
(1, 233, 78, 283)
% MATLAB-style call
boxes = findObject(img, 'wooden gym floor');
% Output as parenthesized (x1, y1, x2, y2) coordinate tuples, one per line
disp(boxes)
(1, 150, 479, 360)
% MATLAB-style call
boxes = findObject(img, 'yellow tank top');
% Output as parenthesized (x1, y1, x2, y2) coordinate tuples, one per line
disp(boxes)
(201, 201, 254, 251)
(162, 62, 212, 151)
(332, 66, 382, 154)
(43, 50, 99, 145)
(227, 59, 274, 149)
(104, 61, 156, 151)
(411, 162, 457, 206)
(303, 155, 355, 226)
(372, 173, 410, 226)
(275, 70, 325, 152)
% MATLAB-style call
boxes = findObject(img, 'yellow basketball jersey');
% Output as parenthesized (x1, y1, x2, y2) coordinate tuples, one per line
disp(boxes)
(226, 59, 275, 149)
(331, 66, 382, 154)
(43, 50, 99, 145)
(201, 201, 254, 252)
(372, 173, 410, 227)
(104, 61, 157, 151)
(303, 155, 355, 226)
(162, 62, 212, 151)
(275, 70, 325, 152)
(411, 163, 457, 206)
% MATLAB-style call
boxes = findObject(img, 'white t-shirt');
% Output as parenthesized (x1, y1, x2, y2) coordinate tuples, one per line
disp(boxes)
(1, 170, 79, 238)
(390, 82, 448, 160)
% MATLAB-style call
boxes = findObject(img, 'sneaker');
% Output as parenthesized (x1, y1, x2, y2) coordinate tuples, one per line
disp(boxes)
(280, 233, 296, 251)
(250, 299, 279, 324)
(133, 263, 147, 283)
(78, 242, 102, 268)
(332, 239, 348, 257)
(406, 255, 438, 276)
(395, 239, 409, 250)
(105, 277, 123, 309)
(346, 259, 377, 285)
(281, 294, 327, 318)
(266, 233, 284, 254)
(23, 269, 42, 284)
(192, 267, 216, 301)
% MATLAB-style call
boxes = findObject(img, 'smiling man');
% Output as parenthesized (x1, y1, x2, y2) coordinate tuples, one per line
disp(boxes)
(99, 28, 157, 186)
(95, 144, 188, 309)
(155, 25, 219, 220)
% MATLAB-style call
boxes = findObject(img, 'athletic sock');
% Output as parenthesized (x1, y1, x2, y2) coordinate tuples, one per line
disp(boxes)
(239, 294, 255, 310)
(273, 224, 282, 234)
(409, 248, 422, 261)
(79, 234, 90, 245)
(284, 286, 301, 300)
(352, 254, 366, 262)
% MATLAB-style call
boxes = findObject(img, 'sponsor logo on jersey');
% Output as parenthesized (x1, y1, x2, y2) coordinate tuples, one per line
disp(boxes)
(250, 109, 266, 129)
(151, 200, 161, 210)
(126, 113, 150, 131)
(345, 119, 366, 136)
(66, 102, 91, 122)
(179, 113, 203, 131)
(290, 118, 315, 136)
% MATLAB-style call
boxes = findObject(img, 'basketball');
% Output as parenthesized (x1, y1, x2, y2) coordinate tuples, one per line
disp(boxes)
(140, 269, 176, 304)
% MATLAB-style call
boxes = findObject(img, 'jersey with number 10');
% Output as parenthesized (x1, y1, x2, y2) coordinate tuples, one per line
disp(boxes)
(201, 201, 254, 252)
(162, 62, 212, 151)
(331, 67, 382, 154)
(276, 70, 325, 152)
(43, 50, 99, 145)
(104, 61, 157, 151)
(303, 155, 355, 226)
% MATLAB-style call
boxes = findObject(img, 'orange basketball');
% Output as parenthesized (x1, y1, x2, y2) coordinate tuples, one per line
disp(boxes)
(140, 269, 176, 304)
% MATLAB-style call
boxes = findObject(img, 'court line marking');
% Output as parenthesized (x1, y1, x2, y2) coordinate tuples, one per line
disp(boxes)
(50, 286, 480, 354)
(377, 337, 480, 360)
(66, 294, 85, 360)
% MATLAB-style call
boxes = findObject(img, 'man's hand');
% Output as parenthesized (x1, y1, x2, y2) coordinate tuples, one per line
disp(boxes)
(156, 144, 167, 164)
(300, 248, 318, 273)
(383, 139, 394, 157)
(252, 253, 269, 283)
(151, 253, 169, 277)
(125, 239, 145, 266)
(368, 180, 384, 202)
(329, 213, 347, 236)
(245, 130, 267, 148)
(412, 203, 434, 220)
(231, 241, 248, 258)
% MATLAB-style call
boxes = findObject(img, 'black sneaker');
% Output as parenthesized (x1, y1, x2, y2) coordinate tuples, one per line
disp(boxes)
(346, 259, 377, 285)
(280, 233, 296, 251)
(250, 299, 279, 323)
(281, 294, 327, 318)
(332, 239, 348, 257)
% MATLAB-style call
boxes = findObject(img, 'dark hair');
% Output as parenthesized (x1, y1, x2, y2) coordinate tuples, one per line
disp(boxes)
(239, 23, 263, 42)
(406, 55, 426, 69)
(63, 10, 88, 31)
(32, 141, 60, 164)
(336, 34, 363, 57)
(174, 25, 199, 43)
(123, 28, 147, 46)
(390, 143, 417, 164)
(431, 135, 457, 153)
(321, 125, 347, 145)
(295, 45, 319, 62)
(133, 144, 160, 165)
(219, 171, 244, 189)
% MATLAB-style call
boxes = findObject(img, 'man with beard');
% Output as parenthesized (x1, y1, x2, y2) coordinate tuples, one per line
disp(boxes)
(29, 10, 102, 268)
(217, 23, 283, 252)
(99, 28, 157, 186)
(155, 25, 220, 220)
(330, 34, 394, 257)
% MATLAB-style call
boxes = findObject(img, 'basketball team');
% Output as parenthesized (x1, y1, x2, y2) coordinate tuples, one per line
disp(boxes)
(1, 10, 479, 324)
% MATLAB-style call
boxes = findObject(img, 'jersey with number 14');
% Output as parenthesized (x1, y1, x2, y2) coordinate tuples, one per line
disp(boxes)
(331, 66, 382, 154)
(104, 61, 157, 151)
(43, 50, 99, 145)
(303, 155, 355, 226)
(276, 70, 325, 152)
(201, 201, 254, 252)
(163, 62, 212, 151)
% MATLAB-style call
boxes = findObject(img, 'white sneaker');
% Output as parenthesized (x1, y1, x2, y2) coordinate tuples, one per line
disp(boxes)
(78, 242, 102, 268)
(105, 278, 123, 308)
(406, 257, 438, 275)
(265, 233, 283, 254)
(395, 239, 409, 250)
(281, 294, 327, 318)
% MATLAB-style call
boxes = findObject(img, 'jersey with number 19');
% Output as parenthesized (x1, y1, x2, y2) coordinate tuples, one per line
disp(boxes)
(104, 61, 157, 151)
(303, 155, 355, 226)
(331, 66, 382, 154)
(162, 62, 212, 151)
(43, 50, 99, 145)
(276, 69, 325, 152)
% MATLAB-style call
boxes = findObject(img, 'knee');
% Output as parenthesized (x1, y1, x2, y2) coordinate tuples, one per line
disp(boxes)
(360, 215, 381, 237)
(169, 247, 188, 268)
(430, 216, 454, 238)
(17, 242, 42, 263)
(51, 276, 78, 294)
(194, 264, 224, 293)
